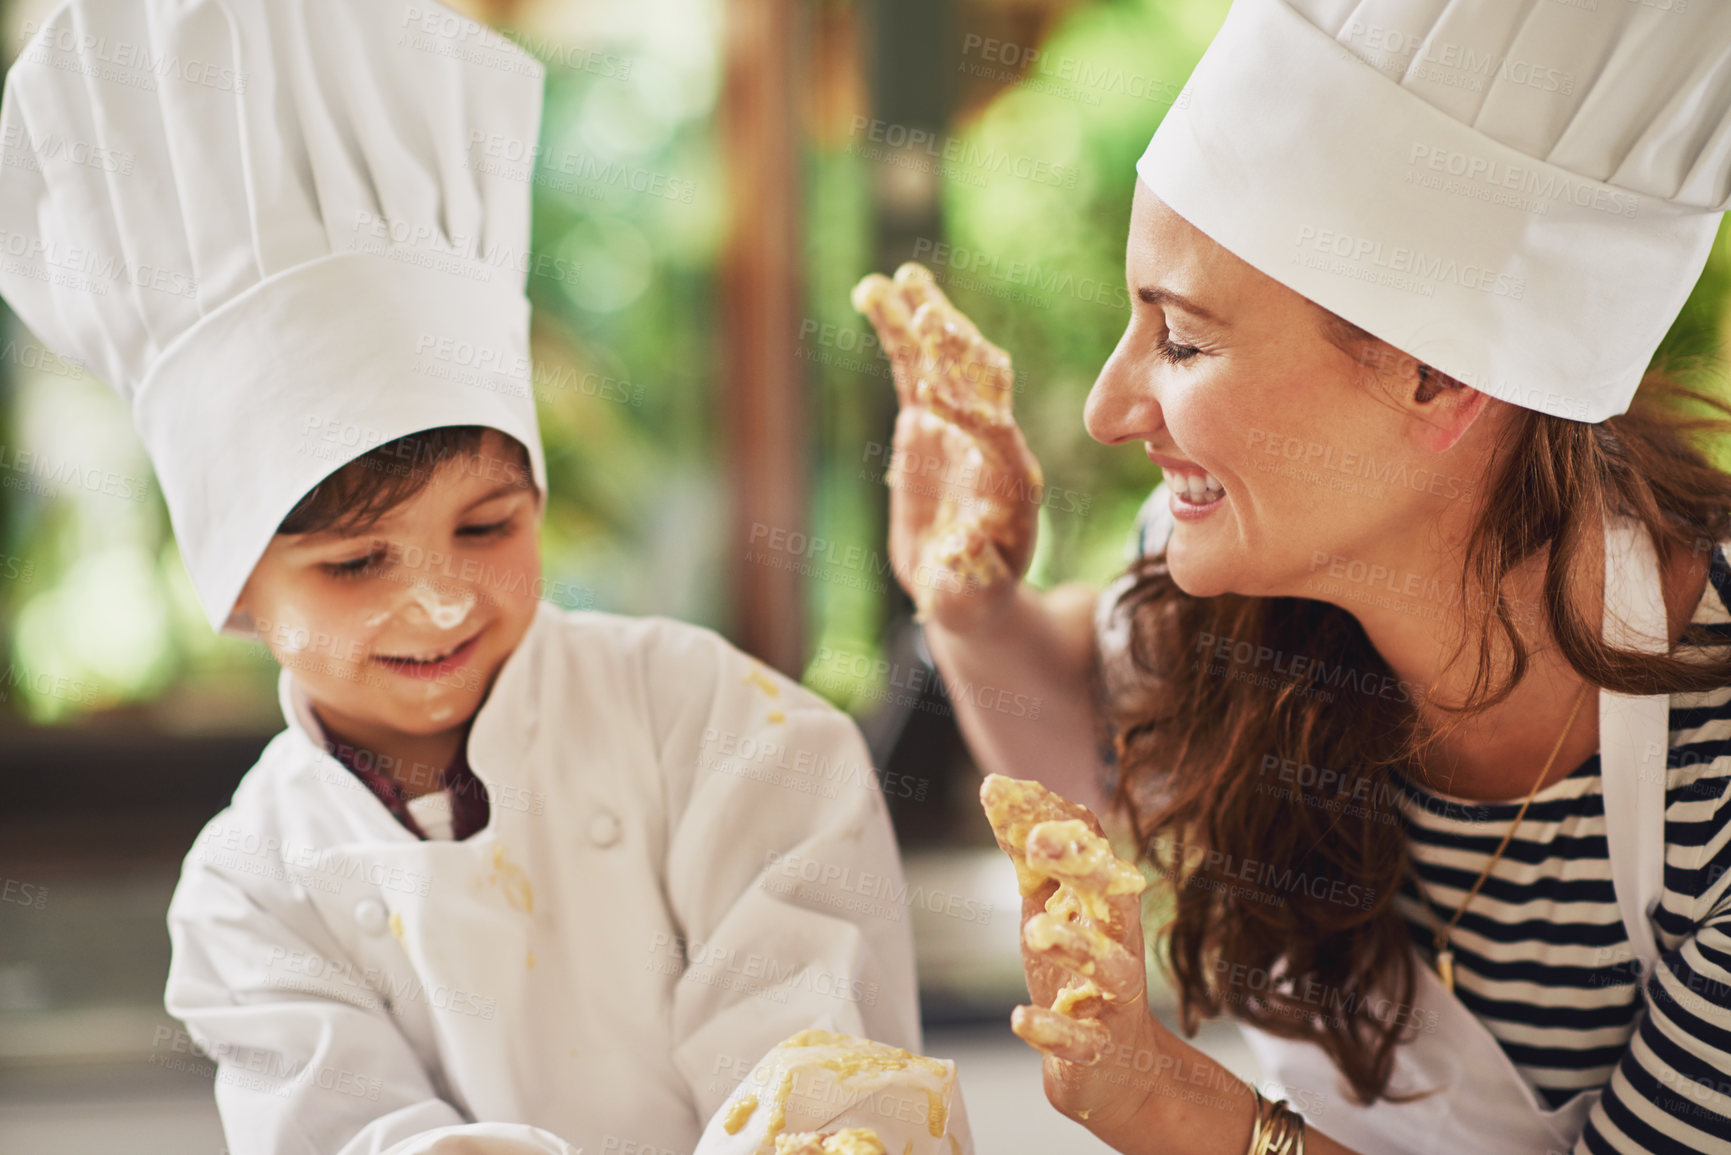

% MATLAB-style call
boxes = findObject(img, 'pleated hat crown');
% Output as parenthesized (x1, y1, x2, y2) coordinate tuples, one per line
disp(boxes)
(1139, 0, 1731, 422)
(0, 0, 549, 630)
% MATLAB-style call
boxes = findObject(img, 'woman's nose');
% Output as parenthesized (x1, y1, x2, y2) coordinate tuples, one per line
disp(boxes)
(1084, 340, 1162, 446)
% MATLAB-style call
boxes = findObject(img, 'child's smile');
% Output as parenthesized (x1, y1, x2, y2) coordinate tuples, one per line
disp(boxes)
(372, 628, 485, 681)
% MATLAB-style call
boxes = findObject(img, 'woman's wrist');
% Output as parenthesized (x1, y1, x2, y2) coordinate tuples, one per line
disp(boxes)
(920, 572, 1029, 644)
(1059, 1011, 1170, 1147)
(924, 577, 1091, 668)
(1078, 1016, 1259, 1155)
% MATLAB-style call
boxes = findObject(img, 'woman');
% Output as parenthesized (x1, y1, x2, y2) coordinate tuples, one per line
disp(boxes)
(869, 1, 1731, 1152)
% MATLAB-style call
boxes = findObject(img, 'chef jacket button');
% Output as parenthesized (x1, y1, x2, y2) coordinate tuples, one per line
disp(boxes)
(587, 810, 621, 848)
(354, 898, 389, 936)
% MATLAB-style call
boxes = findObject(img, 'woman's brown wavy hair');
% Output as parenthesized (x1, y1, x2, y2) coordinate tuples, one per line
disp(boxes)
(1095, 311, 1731, 1105)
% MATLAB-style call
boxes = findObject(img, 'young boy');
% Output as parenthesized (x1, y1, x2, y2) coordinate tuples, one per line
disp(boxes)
(0, 1, 931, 1152)
(171, 425, 922, 1155)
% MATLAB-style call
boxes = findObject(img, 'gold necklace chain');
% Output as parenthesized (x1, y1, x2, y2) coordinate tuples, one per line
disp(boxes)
(1409, 682, 1591, 993)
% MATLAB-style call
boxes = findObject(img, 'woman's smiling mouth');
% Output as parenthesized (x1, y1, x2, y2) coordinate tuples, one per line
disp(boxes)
(1147, 448, 1228, 515)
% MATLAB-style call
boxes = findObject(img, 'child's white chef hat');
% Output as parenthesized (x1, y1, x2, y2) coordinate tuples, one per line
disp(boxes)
(0, 0, 547, 632)
(1137, 0, 1731, 424)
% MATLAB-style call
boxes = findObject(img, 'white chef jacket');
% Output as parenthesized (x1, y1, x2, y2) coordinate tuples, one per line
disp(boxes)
(164, 600, 921, 1155)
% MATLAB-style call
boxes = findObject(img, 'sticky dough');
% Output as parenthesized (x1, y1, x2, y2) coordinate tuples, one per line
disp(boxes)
(370, 582, 477, 633)
(775, 1128, 888, 1155)
(851, 262, 1039, 617)
(982, 776, 1147, 1048)
(408, 581, 476, 630)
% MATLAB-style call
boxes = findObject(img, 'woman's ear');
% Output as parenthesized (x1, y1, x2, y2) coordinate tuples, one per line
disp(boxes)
(1350, 337, 1494, 454)
(1403, 363, 1492, 454)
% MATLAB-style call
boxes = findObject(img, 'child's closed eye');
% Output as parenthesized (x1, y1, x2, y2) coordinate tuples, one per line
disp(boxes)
(324, 547, 387, 579)
(458, 517, 514, 539)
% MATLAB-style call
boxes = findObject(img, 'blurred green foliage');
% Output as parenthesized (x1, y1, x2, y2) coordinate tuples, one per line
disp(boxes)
(522, 35, 726, 628)
(2, 0, 1728, 726)
(798, 0, 1235, 708)
(0, 15, 728, 727)
(938, 0, 1235, 589)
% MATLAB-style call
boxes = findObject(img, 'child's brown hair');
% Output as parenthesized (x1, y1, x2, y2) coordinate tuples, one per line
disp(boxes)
(279, 426, 535, 537)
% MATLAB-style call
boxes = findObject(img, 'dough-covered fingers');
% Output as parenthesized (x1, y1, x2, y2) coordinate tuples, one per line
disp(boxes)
(855, 261, 1022, 440)
(1026, 820, 1147, 902)
(981, 775, 1103, 882)
(873, 262, 1017, 437)
(919, 520, 1012, 610)
(987, 775, 1151, 1015)
(1023, 912, 1145, 1002)
(850, 272, 921, 408)
(889, 260, 943, 323)
(909, 302, 1015, 437)
(1029, 818, 1146, 956)
(853, 262, 1045, 627)
(982, 774, 1102, 839)
(1011, 1003, 1111, 1066)
(889, 261, 1002, 380)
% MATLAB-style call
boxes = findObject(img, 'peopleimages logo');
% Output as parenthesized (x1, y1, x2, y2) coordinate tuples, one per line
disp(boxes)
(19, 19, 249, 93)
(911, 238, 1128, 309)
(1406, 144, 1639, 218)
(1293, 225, 1525, 299)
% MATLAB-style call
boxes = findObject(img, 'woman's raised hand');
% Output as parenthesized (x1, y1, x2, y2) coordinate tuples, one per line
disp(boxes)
(852, 263, 1045, 635)
(980, 774, 1164, 1138)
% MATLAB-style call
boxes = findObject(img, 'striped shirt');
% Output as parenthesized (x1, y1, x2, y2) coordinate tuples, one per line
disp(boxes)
(1109, 484, 1731, 1154)
(1397, 543, 1731, 1154)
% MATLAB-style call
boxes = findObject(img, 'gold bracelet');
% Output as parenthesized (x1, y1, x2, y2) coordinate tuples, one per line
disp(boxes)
(1274, 1107, 1301, 1155)
(1260, 1100, 1287, 1155)
(1246, 1091, 1307, 1155)
(1246, 1087, 1268, 1154)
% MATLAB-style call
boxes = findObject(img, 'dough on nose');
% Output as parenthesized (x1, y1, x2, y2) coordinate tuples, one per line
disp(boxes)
(406, 580, 477, 630)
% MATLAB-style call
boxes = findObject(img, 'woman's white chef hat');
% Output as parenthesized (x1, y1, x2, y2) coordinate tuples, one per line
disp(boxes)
(0, 0, 548, 632)
(1138, 0, 1731, 423)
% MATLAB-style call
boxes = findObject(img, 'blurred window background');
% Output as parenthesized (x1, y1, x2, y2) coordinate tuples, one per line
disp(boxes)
(2, 0, 1729, 1150)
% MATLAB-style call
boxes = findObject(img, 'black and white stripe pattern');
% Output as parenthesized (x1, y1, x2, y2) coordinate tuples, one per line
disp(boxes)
(1397, 546, 1731, 1154)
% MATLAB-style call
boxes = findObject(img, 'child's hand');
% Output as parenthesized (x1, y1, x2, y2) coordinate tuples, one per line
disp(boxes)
(852, 264, 1044, 636)
(980, 774, 1163, 1137)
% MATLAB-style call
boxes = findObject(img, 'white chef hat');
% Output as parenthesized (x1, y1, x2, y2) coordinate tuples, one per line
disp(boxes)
(0, 0, 548, 632)
(1137, 0, 1731, 424)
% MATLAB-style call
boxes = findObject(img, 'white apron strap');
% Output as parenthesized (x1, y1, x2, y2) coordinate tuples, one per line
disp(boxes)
(1598, 510, 1672, 975)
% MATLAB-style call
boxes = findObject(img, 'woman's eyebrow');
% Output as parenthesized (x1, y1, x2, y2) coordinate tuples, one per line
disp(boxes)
(1136, 284, 1224, 325)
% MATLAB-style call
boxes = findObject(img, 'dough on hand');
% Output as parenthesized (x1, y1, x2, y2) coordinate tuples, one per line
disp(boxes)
(852, 262, 1041, 615)
(982, 775, 1149, 1060)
